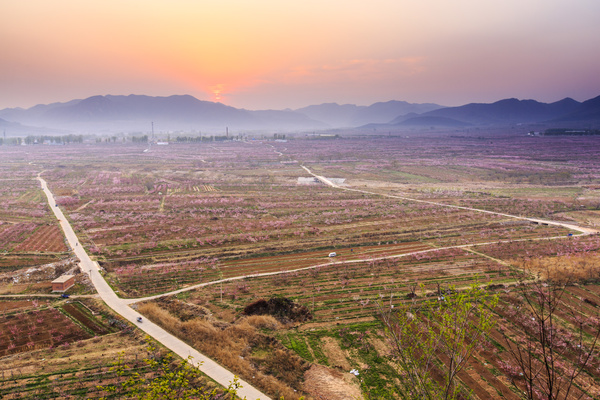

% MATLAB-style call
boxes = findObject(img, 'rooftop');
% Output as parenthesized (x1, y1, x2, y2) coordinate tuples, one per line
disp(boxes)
(52, 274, 75, 284)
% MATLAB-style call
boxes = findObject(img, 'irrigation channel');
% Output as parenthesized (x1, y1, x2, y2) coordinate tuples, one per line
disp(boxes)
(37, 175, 270, 400)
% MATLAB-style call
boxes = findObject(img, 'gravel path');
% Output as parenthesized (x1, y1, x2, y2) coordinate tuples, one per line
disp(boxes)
(300, 165, 598, 235)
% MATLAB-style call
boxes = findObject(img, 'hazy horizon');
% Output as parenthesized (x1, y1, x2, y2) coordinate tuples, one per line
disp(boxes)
(2, 0, 600, 111)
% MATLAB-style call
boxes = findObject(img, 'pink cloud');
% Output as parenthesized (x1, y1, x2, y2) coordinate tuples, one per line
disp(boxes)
(283, 57, 426, 84)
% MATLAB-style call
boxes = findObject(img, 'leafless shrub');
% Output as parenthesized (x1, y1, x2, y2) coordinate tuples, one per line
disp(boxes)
(243, 315, 281, 330)
(501, 270, 600, 400)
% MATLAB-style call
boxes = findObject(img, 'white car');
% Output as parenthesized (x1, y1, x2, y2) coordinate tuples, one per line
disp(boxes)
(328, 252, 337, 257)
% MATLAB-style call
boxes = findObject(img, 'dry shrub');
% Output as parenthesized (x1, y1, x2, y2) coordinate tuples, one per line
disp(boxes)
(259, 348, 307, 388)
(140, 300, 308, 400)
(188, 325, 301, 399)
(225, 320, 256, 338)
(246, 370, 299, 400)
(138, 302, 181, 332)
(514, 253, 600, 282)
(155, 298, 209, 321)
(243, 315, 281, 330)
(181, 319, 220, 344)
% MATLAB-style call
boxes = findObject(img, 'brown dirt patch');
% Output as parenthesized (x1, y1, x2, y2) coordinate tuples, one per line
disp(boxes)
(299, 316, 375, 331)
(368, 335, 390, 358)
(0, 300, 33, 313)
(0, 282, 53, 295)
(243, 297, 312, 323)
(320, 336, 351, 370)
(303, 364, 362, 400)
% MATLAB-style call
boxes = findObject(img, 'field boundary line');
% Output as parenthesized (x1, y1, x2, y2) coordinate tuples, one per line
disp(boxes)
(126, 234, 574, 304)
(463, 247, 512, 268)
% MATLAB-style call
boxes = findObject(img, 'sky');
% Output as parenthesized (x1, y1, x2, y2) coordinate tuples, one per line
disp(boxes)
(2, 0, 600, 110)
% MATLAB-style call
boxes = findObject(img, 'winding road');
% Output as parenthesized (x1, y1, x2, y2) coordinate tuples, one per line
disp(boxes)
(37, 176, 269, 400)
(34, 160, 597, 399)
(122, 163, 597, 305)
(300, 165, 598, 235)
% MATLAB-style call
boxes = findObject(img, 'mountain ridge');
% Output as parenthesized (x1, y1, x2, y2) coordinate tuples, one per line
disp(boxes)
(0, 94, 326, 133)
(0, 94, 598, 134)
(415, 97, 582, 126)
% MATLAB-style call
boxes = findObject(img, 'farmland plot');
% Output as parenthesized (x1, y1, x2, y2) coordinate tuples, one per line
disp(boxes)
(1, 134, 599, 399)
(147, 252, 600, 399)
(26, 141, 572, 297)
(0, 297, 120, 357)
(0, 164, 69, 270)
(0, 296, 228, 400)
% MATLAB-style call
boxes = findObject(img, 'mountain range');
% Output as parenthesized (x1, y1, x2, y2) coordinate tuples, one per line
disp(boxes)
(1, 94, 599, 135)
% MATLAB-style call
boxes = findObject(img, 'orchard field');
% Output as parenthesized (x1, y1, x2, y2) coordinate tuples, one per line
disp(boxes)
(0, 132, 599, 399)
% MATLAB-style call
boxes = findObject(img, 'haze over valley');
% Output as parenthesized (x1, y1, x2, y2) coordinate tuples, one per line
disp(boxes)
(1, 93, 599, 135)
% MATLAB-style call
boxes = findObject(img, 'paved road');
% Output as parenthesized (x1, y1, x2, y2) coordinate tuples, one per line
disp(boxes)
(37, 176, 269, 400)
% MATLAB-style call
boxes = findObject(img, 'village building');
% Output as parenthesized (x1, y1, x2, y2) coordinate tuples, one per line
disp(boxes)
(51, 274, 75, 292)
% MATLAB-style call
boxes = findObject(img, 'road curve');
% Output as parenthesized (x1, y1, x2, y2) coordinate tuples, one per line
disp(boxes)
(126, 231, 575, 304)
(37, 176, 269, 400)
(300, 165, 599, 236)
(123, 155, 597, 304)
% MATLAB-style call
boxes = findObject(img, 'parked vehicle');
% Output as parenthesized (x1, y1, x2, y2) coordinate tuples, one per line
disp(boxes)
(328, 252, 337, 257)
(61, 293, 70, 298)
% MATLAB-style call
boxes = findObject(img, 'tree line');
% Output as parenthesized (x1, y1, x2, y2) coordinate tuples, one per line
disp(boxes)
(0, 134, 84, 145)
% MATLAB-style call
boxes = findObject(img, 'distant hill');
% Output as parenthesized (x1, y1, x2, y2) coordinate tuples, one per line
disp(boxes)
(295, 100, 444, 128)
(1, 94, 599, 135)
(417, 98, 582, 126)
(350, 100, 444, 126)
(0, 95, 326, 133)
(395, 116, 471, 127)
(0, 116, 67, 135)
(552, 95, 600, 123)
(0, 99, 81, 123)
(294, 103, 363, 127)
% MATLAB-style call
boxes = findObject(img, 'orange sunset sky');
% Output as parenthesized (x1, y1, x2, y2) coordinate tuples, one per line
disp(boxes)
(2, 0, 600, 110)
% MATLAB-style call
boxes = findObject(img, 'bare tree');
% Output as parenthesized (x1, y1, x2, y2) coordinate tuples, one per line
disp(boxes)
(500, 276, 600, 400)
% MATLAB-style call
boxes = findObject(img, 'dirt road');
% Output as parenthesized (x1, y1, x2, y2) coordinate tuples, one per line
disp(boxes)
(117, 162, 597, 305)
(300, 165, 599, 235)
(37, 176, 270, 400)
(127, 231, 575, 304)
